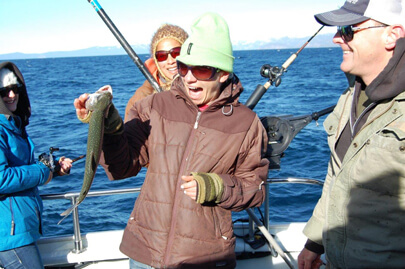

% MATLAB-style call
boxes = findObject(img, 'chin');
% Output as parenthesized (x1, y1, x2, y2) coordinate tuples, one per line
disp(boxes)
(340, 64, 351, 74)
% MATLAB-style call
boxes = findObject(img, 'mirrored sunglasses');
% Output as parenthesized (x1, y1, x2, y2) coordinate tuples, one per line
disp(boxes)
(177, 61, 219, 81)
(0, 84, 23, 98)
(155, 47, 181, 62)
(338, 25, 387, 42)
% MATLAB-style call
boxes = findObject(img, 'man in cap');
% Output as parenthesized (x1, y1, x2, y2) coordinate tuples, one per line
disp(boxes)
(74, 12, 268, 269)
(298, 0, 405, 268)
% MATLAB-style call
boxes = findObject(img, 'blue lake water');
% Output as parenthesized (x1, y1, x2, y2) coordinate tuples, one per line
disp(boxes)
(6, 47, 347, 236)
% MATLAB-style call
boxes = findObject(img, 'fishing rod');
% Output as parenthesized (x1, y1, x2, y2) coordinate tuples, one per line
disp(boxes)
(72, 154, 86, 163)
(245, 25, 325, 109)
(245, 208, 295, 269)
(86, 0, 162, 93)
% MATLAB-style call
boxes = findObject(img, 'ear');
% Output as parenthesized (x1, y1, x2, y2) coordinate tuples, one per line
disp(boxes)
(219, 72, 230, 83)
(385, 24, 405, 50)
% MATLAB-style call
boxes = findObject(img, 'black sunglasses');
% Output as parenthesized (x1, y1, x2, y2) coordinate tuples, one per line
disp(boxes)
(177, 61, 219, 81)
(338, 25, 387, 42)
(155, 47, 181, 62)
(0, 84, 23, 98)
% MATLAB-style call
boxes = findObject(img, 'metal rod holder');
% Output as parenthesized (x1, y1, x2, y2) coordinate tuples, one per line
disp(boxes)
(71, 197, 84, 253)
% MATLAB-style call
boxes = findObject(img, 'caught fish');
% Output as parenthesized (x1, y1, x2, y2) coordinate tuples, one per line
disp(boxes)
(60, 86, 113, 220)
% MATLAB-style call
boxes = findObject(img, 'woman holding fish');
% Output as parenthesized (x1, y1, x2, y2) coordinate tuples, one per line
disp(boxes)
(0, 62, 72, 269)
(74, 13, 268, 269)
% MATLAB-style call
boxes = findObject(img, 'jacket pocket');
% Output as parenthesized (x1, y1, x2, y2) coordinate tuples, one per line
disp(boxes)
(212, 207, 232, 242)
(350, 130, 405, 190)
(10, 195, 41, 236)
(324, 111, 339, 138)
(212, 207, 222, 239)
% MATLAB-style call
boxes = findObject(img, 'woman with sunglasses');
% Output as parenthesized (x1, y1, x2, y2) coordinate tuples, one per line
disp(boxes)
(124, 24, 188, 121)
(74, 12, 268, 269)
(298, 0, 405, 268)
(0, 62, 72, 269)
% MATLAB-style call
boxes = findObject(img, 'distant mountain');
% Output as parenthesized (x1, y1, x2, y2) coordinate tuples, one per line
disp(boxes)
(0, 33, 336, 61)
(0, 45, 149, 61)
(233, 33, 336, 50)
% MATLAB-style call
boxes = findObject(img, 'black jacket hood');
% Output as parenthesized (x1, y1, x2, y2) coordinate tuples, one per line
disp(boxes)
(0, 61, 31, 127)
(366, 38, 405, 102)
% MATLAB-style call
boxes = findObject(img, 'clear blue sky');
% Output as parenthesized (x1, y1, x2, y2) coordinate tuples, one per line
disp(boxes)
(0, 0, 343, 54)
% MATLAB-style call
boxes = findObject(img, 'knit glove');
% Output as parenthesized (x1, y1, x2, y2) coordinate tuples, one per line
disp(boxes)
(78, 103, 123, 135)
(191, 172, 224, 204)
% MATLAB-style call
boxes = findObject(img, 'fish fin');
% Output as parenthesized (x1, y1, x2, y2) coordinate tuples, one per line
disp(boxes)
(91, 153, 98, 172)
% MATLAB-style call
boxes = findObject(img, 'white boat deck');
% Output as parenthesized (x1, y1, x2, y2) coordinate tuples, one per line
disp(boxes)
(38, 222, 324, 269)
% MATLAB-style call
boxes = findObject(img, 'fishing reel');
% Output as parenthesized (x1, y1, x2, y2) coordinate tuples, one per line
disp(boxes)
(260, 64, 284, 87)
(261, 114, 312, 170)
(245, 64, 287, 109)
(38, 147, 59, 172)
(260, 105, 335, 170)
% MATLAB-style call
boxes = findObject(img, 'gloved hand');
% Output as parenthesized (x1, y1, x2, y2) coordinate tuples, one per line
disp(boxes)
(104, 103, 123, 135)
(191, 172, 224, 204)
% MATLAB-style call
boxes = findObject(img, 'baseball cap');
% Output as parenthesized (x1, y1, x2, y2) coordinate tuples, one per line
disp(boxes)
(315, 0, 405, 26)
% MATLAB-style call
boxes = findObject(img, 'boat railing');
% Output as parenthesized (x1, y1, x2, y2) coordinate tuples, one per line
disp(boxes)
(40, 177, 323, 262)
(41, 187, 141, 253)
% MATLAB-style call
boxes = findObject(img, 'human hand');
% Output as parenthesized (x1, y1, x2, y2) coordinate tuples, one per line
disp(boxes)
(298, 248, 323, 269)
(74, 93, 90, 120)
(181, 175, 197, 200)
(56, 157, 72, 176)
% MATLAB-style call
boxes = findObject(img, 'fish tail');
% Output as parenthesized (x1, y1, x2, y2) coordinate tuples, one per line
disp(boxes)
(58, 203, 79, 224)
(57, 214, 70, 225)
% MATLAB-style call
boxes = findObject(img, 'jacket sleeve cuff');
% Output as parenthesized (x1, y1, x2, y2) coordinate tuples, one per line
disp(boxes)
(305, 239, 325, 254)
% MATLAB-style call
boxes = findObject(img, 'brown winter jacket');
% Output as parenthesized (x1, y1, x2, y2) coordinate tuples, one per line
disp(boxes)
(101, 76, 269, 268)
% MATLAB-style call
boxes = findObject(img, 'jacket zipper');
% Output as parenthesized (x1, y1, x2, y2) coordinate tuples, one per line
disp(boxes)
(163, 111, 201, 267)
(9, 197, 15, 235)
(350, 101, 377, 139)
(194, 111, 201, 129)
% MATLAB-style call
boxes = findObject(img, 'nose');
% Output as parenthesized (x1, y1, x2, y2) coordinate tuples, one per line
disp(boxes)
(184, 69, 197, 83)
(8, 89, 16, 98)
(166, 54, 177, 65)
(332, 31, 344, 45)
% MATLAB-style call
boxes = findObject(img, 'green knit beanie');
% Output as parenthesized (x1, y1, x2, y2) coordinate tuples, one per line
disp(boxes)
(176, 12, 234, 73)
